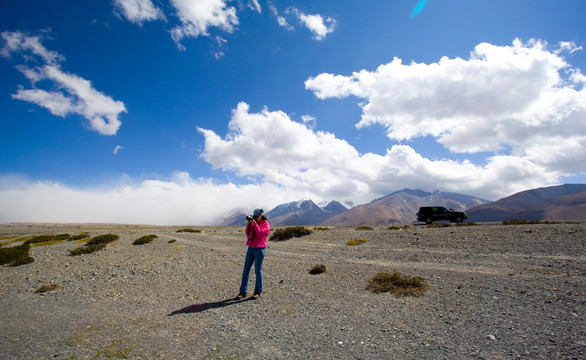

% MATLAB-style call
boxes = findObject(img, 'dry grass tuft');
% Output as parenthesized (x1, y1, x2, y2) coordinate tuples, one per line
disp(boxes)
(346, 238, 367, 246)
(86, 234, 119, 246)
(427, 223, 451, 228)
(68, 244, 106, 256)
(355, 226, 374, 230)
(176, 228, 201, 233)
(367, 271, 428, 297)
(70, 232, 90, 241)
(388, 225, 411, 230)
(35, 283, 62, 293)
(309, 264, 327, 275)
(455, 222, 478, 226)
(0, 243, 34, 266)
(502, 219, 560, 225)
(68, 233, 119, 256)
(26, 234, 71, 244)
(132, 235, 158, 245)
(270, 226, 313, 241)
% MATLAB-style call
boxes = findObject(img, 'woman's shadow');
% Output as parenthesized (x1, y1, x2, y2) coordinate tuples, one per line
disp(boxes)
(168, 296, 251, 315)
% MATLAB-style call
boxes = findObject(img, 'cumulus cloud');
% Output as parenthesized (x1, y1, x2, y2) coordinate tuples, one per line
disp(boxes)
(197, 102, 559, 204)
(114, 0, 165, 24)
(290, 8, 336, 40)
(1, 31, 126, 135)
(169, 0, 239, 50)
(305, 39, 586, 174)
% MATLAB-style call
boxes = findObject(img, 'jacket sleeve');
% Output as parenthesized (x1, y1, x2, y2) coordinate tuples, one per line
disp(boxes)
(251, 220, 270, 238)
(256, 220, 270, 239)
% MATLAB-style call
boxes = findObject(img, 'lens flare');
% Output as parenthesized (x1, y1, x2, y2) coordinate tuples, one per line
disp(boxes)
(410, 0, 429, 18)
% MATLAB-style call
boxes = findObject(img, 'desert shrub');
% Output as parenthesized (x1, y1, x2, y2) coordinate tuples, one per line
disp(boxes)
(427, 223, 451, 228)
(455, 222, 478, 226)
(346, 238, 367, 246)
(0, 243, 34, 266)
(133, 235, 158, 245)
(270, 226, 313, 241)
(502, 219, 560, 225)
(26, 233, 71, 244)
(0, 236, 31, 247)
(68, 243, 106, 256)
(32, 239, 68, 247)
(68, 233, 118, 256)
(367, 271, 428, 297)
(388, 225, 411, 230)
(168, 239, 176, 243)
(35, 283, 62, 293)
(314, 227, 331, 231)
(176, 228, 201, 233)
(309, 264, 327, 275)
(503, 219, 536, 225)
(86, 234, 119, 246)
(355, 226, 373, 230)
(70, 232, 90, 241)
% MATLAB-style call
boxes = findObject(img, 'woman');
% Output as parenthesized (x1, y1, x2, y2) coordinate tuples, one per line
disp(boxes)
(236, 208, 270, 300)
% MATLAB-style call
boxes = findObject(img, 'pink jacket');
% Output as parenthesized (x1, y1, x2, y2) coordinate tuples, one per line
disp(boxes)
(245, 219, 270, 248)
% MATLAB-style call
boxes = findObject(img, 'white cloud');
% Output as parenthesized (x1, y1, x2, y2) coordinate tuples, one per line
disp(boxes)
(197, 102, 561, 204)
(0, 173, 293, 225)
(290, 8, 336, 40)
(305, 38, 586, 174)
(113, 145, 124, 154)
(247, 0, 261, 14)
(213, 35, 227, 59)
(114, 0, 165, 24)
(112, 1, 333, 50)
(0, 99, 569, 225)
(1, 31, 126, 135)
(169, 0, 239, 49)
(0, 31, 63, 64)
(269, 3, 293, 31)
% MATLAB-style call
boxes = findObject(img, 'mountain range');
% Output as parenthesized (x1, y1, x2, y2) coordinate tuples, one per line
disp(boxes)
(219, 184, 586, 226)
(322, 189, 489, 226)
(466, 184, 586, 222)
(221, 200, 348, 226)
(264, 200, 348, 225)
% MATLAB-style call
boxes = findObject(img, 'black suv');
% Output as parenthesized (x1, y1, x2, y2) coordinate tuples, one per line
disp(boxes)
(416, 206, 467, 224)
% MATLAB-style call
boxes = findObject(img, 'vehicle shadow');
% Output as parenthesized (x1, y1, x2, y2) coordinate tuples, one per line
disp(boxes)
(168, 296, 251, 315)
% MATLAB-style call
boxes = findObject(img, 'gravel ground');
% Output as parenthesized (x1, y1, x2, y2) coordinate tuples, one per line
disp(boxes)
(0, 222, 584, 359)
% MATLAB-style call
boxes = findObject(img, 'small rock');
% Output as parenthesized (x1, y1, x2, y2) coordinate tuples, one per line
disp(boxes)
(487, 334, 496, 341)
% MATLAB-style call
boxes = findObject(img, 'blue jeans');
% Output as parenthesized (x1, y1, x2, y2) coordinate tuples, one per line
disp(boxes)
(239, 247, 265, 294)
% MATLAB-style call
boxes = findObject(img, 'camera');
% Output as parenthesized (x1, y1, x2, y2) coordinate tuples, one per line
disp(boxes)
(246, 215, 253, 221)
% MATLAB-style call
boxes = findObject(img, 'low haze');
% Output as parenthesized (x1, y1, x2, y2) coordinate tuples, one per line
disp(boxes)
(1, 0, 585, 224)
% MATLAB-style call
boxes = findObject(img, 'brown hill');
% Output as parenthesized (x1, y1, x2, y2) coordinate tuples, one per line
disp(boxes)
(466, 184, 586, 221)
(516, 190, 586, 221)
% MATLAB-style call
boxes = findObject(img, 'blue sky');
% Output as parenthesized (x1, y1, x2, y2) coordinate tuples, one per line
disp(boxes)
(1, 0, 585, 225)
